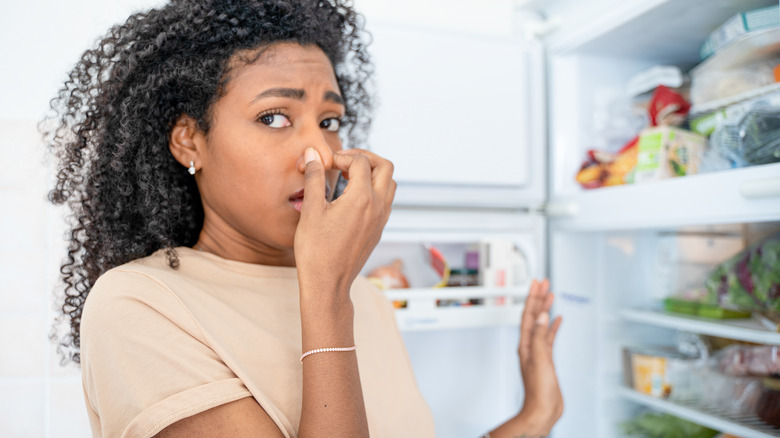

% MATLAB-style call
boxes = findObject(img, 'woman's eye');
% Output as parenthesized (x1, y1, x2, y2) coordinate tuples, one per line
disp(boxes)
(259, 114, 291, 128)
(321, 118, 341, 132)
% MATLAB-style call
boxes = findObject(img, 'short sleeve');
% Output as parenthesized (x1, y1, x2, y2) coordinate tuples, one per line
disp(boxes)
(80, 269, 252, 438)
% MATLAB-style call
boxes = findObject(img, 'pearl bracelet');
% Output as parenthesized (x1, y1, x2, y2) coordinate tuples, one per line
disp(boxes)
(300, 345, 357, 363)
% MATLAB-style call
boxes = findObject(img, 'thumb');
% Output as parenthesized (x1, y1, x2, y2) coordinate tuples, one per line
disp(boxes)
(302, 148, 326, 211)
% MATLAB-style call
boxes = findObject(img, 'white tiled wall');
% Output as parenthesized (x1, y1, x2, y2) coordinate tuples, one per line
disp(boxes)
(0, 120, 89, 437)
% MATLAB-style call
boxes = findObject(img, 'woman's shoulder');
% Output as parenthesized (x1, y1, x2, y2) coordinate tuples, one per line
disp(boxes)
(84, 249, 195, 325)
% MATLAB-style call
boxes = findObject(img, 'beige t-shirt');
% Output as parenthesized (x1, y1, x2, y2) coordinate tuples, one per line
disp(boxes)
(80, 247, 435, 438)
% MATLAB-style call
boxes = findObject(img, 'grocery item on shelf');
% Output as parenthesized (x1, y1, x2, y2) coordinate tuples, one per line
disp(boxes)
(701, 368, 763, 415)
(623, 346, 701, 400)
(715, 344, 780, 377)
(663, 297, 752, 319)
(704, 233, 780, 326)
(574, 138, 638, 188)
(425, 244, 451, 288)
(635, 126, 706, 182)
(620, 411, 719, 438)
(757, 377, 780, 428)
(700, 343, 780, 416)
(367, 258, 410, 290)
(367, 258, 410, 309)
(699, 5, 780, 60)
(446, 268, 479, 287)
(477, 240, 529, 289)
(626, 65, 685, 98)
(576, 85, 693, 189)
(648, 85, 691, 127)
(693, 89, 780, 170)
(690, 57, 780, 107)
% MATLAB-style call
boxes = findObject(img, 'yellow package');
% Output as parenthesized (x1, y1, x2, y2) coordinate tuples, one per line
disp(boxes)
(632, 353, 671, 398)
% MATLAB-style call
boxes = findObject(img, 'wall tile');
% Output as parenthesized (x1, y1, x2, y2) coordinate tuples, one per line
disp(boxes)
(50, 379, 91, 438)
(0, 315, 46, 378)
(0, 187, 48, 251)
(0, 382, 45, 438)
(0, 120, 49, 186)
(0, 250, 47, 312)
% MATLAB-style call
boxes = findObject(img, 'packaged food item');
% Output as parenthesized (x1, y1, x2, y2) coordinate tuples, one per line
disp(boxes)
(701, 368, 763, 415)
(621, 411, 719, 438)
(663, 297, 752, 319)
(575, 85, 693, 189)
(635, 126, 706, 182)
(477, 240, 529, 289)
(425, 244, 450, 288)
(757, 377, 780, 428)
(626, 65, 685, 98)
(704, 233, 780, 323)
(714, 344, 780, 377)
(624, 346, 699, 399)
(648, 85, 690, 127)
(446, 268, 479, 287)
(700, 343, 779, 416)
(690, 58, 779, 107)
(367, 258, 410, 290)
(737, 106, 780, 165)
(699, 6, 780, 60)
(575, 138, 638, 189)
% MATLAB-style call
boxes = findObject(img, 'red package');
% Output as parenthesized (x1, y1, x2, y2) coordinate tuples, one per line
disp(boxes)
(648, 85, 690, 126)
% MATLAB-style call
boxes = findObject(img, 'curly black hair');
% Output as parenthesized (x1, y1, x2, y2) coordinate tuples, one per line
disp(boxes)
(45, 0, 374, 364)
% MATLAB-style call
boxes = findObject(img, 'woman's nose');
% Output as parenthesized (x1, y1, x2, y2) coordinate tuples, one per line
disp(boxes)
(296, 126, 337, 172)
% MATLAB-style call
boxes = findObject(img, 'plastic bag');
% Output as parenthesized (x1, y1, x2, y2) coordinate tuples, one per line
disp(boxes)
(704, 234, 780, 315)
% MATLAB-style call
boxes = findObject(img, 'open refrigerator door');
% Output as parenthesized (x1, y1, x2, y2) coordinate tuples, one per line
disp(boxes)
(541, 0, 780, 436)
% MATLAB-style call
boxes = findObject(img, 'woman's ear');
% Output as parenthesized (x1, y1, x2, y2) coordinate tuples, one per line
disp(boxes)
(169, 115, 205, 172)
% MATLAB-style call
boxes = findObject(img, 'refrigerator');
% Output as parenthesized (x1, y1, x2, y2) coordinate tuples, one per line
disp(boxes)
(357, 0, 780, 436)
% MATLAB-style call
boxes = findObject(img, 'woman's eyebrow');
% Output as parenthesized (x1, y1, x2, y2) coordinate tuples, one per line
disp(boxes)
(324, 91, 344, 105)
(250, 88, 344, 105)
(251, 87, 305, 103)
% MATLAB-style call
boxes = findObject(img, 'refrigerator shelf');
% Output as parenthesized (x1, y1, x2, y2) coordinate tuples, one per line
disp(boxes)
(383, 286, 526, 331)
(618, 386, 780, 438)
(550, 162, 780, 231)
(620, 309, 780, 345)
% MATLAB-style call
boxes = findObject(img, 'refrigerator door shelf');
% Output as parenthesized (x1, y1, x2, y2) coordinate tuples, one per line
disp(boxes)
(384, 286, 527, 331)
(620, 309, 780, 346)
(618, 387, 780, 438)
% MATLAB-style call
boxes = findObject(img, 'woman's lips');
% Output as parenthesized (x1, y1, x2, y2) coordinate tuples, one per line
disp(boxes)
(289, 183, 331, 212)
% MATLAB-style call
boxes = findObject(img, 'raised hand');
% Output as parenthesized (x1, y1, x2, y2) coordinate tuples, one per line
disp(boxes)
(517, 279, 563, 431)
(487, 279, 563, 438)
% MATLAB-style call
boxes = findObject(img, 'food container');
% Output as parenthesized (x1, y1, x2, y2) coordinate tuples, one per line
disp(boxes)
(624, 346, 700, 400)
(663, 297, 752, 319)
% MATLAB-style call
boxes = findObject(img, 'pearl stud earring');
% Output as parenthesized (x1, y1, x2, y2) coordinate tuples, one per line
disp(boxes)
(188, 161, 196, 175)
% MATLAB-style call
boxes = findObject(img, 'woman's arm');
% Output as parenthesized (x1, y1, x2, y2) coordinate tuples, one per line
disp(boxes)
(487, 279, 564, 438)
(294, 147, 395, 437)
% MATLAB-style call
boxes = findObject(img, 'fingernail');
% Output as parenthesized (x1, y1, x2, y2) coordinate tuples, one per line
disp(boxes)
(536, 312, 549, 325)
(305, 148, 318, 164)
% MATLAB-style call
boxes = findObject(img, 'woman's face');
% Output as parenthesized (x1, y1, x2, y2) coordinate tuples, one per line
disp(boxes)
(193, 43, 344, 266)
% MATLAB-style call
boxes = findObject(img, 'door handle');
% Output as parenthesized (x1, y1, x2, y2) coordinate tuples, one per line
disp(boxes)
(740, 176, 780, 199)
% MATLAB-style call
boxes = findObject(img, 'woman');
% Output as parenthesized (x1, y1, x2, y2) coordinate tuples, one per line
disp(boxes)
(46, 0, 563, 436)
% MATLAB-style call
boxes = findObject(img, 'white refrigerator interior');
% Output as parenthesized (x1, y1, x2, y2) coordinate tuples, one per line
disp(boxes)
(363, 0, 780, 437)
